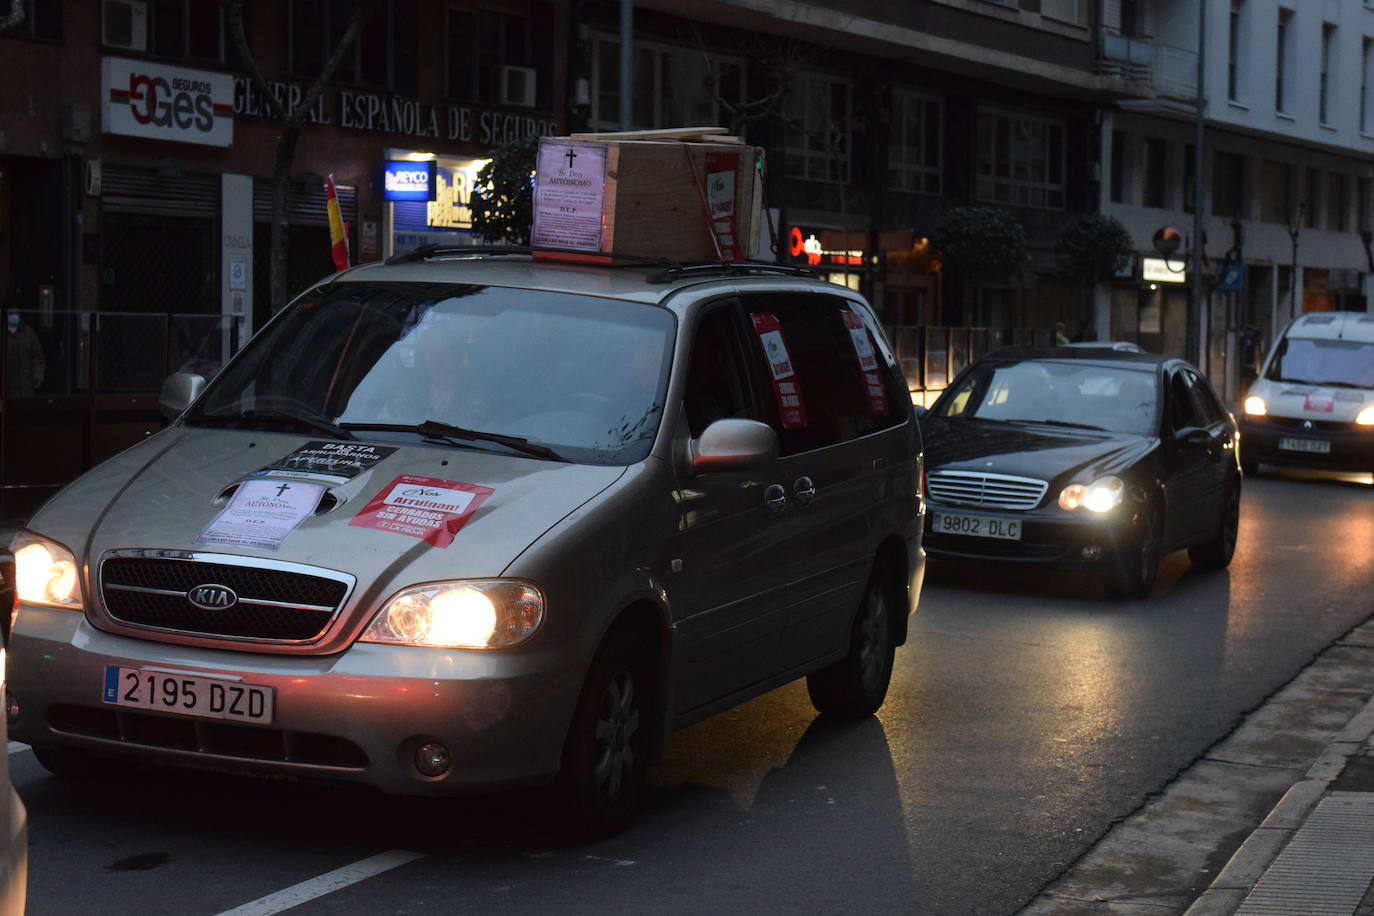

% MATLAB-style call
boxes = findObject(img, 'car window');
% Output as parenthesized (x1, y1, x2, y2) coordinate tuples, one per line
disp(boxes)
(936, 359, 1157, 436)
(1264, 337, 1374, 388)
(189, 281, 676, 466)
(739, 293, 907, 456)
(1167, 370, 1204, 430)
(1182, 368, 1228, 425)
(683, 305, 759, 438)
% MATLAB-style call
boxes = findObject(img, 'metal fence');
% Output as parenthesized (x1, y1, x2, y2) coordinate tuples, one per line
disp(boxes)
(2, 310, 242, 399)
(884, 325, 1055, 405)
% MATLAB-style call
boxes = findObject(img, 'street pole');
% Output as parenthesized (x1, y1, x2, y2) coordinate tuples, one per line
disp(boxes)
(619, 0, 633, 130)
(1190, 0, 1206, 367)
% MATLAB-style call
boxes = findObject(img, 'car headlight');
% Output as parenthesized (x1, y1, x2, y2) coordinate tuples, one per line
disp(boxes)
(1356, 405, 1374, 426)
(1058, 476, 1125, 513)
(361, 580, 544, 649)
(1243, 396, 1267, 416)
(11, 531, 82, 609)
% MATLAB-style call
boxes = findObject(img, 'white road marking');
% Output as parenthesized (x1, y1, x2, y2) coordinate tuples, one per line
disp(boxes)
(213, 850, 427, 916)
(6, 742, 28, 754)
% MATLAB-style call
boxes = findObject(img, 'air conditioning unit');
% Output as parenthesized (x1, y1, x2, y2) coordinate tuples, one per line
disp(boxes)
(500, 66, 537, 108)
(103, 0, 148, 52)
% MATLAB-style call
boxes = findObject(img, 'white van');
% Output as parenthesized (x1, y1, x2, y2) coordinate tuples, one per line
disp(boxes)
(1240, 311, 1374, 475)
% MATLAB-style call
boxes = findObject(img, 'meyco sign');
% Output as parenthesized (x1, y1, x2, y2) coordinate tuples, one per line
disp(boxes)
(102, 56, 233, 147)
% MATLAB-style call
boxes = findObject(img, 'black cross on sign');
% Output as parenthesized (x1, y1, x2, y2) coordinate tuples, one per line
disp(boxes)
(274, 482, 292, 498)
(564, 147, 577, 169)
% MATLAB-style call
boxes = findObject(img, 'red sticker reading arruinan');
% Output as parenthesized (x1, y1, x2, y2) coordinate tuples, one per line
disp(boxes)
(349, 474, 493, 548)
(842, 308, 889, 415)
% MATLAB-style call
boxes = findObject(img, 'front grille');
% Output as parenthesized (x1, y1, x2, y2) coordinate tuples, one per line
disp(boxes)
(48, 704, 368, 769)
(927, 470, 1048, 510)
(100, 554, 352, 643)
(1255, 416, 1352, 433)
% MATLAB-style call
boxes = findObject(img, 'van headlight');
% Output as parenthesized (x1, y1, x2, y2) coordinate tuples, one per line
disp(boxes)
(1244, 396, 1267, 416)
(11, 531, 82, 609)
(1058, 476, 1125, 513)
(361, 580, 544, 649)
(1356, 405, 1374, 426)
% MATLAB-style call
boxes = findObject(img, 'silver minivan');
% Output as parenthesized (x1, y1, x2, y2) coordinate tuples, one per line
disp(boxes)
(10, 251, 925, 836)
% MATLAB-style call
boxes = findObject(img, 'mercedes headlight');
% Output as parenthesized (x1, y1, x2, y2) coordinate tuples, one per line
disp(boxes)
(1243, 396, 1267, 416)
(1356, 405, 1374, 426)
(361, 580, 544, 649)
(11, 531, 81, 609)
(1058, 476, 1125, 513)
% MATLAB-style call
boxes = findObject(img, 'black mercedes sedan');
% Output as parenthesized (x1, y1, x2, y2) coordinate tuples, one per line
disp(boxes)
(918, 347, 1241, 598)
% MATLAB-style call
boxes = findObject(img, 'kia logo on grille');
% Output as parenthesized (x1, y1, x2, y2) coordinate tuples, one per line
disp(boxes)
(187, 584, 238, 610)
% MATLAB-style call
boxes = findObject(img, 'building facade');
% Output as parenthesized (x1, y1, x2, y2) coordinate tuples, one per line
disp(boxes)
(1100, 0, 1374, 400)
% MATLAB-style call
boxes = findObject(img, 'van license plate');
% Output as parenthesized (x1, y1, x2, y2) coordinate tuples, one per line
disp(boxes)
(934, 512, 1021, 540)
(1279, 437, 1331, 454)
(102, 666, 275, 724)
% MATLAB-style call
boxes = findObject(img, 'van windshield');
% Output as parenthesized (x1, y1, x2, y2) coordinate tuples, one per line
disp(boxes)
(187, 281, 676, 466)
(1265, 338, 1374, 389)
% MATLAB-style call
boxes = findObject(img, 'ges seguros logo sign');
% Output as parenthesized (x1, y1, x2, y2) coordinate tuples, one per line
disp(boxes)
(102, 56, 233, 147)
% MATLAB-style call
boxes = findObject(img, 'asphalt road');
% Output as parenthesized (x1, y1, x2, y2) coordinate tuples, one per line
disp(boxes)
(12, 468, 1374, 916)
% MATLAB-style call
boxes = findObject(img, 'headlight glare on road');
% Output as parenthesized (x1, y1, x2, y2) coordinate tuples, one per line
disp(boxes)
(11, 531, 81, 609)
(1243, 396, 1267, 416)
(1059, 476, 1124, 513)
(1356, 405, 1374, 426)
(362, 580, 544, 649)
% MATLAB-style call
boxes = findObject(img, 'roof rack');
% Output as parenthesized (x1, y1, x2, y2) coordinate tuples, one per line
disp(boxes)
(385, 244, 535, 265)
(646, 262, 821, 284)
(385, 243, 684, 272)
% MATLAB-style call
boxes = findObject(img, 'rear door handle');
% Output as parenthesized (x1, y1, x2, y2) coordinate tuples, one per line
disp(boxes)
(764, 484, 788, 515)
(793, 476, 816, 507)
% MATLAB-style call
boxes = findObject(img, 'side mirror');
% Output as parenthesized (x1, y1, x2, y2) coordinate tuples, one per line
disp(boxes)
(158, 371, 207, 421)
(690, 418, 778, 473)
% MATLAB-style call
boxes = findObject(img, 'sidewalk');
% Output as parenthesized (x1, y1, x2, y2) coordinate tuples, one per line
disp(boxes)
(1023, 618, 1374, 915)
(1187, 639, 1374, 916)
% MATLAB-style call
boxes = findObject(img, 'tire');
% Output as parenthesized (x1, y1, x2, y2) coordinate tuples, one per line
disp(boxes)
(806, 570, 897, 719)
(1189, 483, 1240, 570)
(1104, 502, 1162, 600)
(555, 628, 653, 840)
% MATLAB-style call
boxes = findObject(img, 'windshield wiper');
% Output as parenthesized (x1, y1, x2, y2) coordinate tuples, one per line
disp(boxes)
(188, 409, 356, 440)
(1021, 418, 1107, 431)
(341, 420, 568, 462)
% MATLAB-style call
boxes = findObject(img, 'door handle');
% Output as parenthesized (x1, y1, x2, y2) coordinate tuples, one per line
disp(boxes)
(764, 483, 788, 515)
(793, 476, 816, 507)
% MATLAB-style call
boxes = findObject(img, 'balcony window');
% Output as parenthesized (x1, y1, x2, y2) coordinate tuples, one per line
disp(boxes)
(1142, 137, 1166, 209)
(888, 90, 942, 194)
(1212, 151, 1246, 218)
(1327, 173, 1347, 231)
(783, 73, 852, 183)
(1275, 8, 1294, 114)
(589, 36, 744, 132)
(975, 108, 1065, 210)
(290, 0, 417, 92)
(1320, 22, 1337, 124)
(1260, 160, 1294, 224)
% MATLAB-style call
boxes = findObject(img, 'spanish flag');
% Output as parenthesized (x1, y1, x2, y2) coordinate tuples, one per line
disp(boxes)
(326, 174, 350, 272)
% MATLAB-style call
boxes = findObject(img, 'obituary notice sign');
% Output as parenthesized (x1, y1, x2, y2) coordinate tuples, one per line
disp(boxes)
(531, 140, 607, 251)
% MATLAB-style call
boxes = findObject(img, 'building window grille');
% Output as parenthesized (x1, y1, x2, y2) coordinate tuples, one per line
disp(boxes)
(783, 73, 853, 183)
(975, 108, 1066, 210)
(289, 0, 417, 93)
(888, 90, 942, 194)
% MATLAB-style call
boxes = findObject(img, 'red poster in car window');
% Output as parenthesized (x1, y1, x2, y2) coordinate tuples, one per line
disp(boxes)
(350, 474, 493, 548)
(842, 308, 890, 415)
(749, 312, 808, 429)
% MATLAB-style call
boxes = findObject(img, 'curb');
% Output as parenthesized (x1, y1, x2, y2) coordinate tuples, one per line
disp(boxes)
(1183, 692, 1374, 915)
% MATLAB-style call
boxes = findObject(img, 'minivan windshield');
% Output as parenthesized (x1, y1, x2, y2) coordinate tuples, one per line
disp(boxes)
(1264, 337, 1374, 389)
(187, 281, 676, 465)
(934, 359, 1158, 437)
